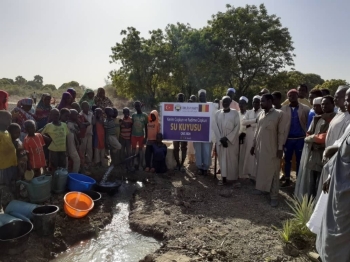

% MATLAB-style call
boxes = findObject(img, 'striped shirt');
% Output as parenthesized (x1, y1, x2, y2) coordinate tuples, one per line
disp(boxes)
(23, 133, 46, 169)
(120, 117, 132, 140)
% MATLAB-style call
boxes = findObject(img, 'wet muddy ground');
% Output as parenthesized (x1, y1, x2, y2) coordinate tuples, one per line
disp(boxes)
(0, 161, 312, 262)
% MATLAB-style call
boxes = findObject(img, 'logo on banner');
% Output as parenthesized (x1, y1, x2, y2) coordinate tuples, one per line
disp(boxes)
(164, 104, 174, 111)
(198, 104, 209, 112)
(175, 104, 181, 111)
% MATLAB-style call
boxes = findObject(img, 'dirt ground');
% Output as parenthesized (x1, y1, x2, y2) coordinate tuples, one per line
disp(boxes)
(125, 162, 313, 262)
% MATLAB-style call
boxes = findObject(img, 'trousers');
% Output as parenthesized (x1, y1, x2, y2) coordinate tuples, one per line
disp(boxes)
(284, 138, 304, 178)
(193, 142, 212, 170)
(173, 141, 187, 166)
(80, 135, 93, 164)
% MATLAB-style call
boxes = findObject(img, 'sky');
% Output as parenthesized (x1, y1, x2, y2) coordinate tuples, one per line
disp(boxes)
(0, 0, 349, 89)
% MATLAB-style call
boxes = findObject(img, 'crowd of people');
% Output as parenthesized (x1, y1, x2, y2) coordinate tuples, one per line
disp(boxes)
(0, 82, 348, 261)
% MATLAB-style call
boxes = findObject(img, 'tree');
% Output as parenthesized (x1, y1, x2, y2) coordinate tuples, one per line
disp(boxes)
(208, 4, 295, 96)
(59, 81, 80, 90)
(315, 79, 348, 95)
(15, 76, 27, 86)
(33, 75, 43, 85)
(1, 78, 14, 85)
(42, 84, 56, 91)
(110, 27, 171, 107)
(26, 80, 42, 89)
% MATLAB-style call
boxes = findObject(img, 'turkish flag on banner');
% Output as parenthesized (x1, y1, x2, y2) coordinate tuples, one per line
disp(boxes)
(164, 104, 174, 111)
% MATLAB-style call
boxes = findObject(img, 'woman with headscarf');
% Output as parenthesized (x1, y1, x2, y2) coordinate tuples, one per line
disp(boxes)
(11, 98, 36, 141)
(57, 92, 73, 110)
(67, 88, 77, 102)
(0, 90, 9, 110)
(79, 89, 95, 108)
(35, 93, 53, 130)
(94, 87, 113, 113)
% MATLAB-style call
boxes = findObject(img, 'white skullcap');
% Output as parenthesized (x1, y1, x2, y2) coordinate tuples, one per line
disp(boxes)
(239, 96, 248, 103)
(313, 97, 322, 105)
(227, 87, 236, 93)
(253, 95, 261, 101)
(198, 89, 206, 96)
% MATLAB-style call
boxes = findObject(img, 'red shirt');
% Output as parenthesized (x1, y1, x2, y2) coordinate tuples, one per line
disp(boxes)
(23, 133, 46, 169)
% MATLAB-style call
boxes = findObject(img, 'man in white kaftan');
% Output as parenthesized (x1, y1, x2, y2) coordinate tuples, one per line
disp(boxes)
(238, 96, 248, 178)
(213, 96, 240, 186)
(242, 95, 262, 180)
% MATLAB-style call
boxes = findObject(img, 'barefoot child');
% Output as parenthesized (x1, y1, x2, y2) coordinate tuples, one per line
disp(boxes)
(104, 107, 121, 165)
(8, 123, 27, 179)
(80, 101, 93, 167)
(131, 101, 148, 170)
(93, 108, 106, 167)
(41, 108, 69, 171)
(120, 107, 133, 170)
(23, 120, 47, 177)
(67, 109, 81, 172)
(152, 133, 167, 174)
(145, 110, 160, 172)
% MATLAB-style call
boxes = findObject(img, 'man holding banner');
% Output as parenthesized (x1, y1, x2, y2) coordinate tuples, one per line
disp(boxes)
(173, 93, 187, 171)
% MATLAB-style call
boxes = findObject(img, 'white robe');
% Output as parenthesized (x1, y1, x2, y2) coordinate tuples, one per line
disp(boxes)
(325, 111, 350, 147)
(239, 111, 247, 178)
(212, 109, 240, 180)
(241, 108, 262, 179)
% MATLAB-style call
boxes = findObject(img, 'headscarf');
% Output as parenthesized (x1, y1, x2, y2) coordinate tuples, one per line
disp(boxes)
(57, 92, 73, 110)
(79, 88, 95, 107)
(239, 96, 248, 103)
(17, 98, 33, 107)
(35, 93, 52, 129)
(67, 88, 76, 101)
(0, 90, 9, 110)
(253, 95, 261, 101)
(94, 88, 113, 113)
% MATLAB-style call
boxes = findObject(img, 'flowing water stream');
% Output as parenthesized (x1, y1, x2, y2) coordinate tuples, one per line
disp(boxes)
(54, 182, 160, 262)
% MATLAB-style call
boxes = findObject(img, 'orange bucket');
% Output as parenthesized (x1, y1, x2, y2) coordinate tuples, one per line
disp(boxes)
(63, 192, 94, 218)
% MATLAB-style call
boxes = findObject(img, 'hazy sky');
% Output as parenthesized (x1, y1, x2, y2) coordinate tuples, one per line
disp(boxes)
(1, 0, 349, 89)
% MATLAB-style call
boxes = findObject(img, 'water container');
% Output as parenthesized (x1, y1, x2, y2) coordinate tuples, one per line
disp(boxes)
(17, 175, 52, 203)
(32, 205, 59, 236)
(52, 168, 68, 193)
(68, 173, 96, 192)
(0, 214, 21, 227)
(5, 200, 39, 220)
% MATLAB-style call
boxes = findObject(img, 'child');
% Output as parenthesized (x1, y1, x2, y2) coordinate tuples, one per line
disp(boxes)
(80, 101, 93, 167)
(67, 109, 81, 172)
(152, 133, 167, 174)
(120, 107, 133, 170)
(41, 108, 69, 171)
(23, 120, 46, 177)
(104, 107, 121, 164)
(93, 108, 106, 167)
(8, 123, 27, 179)
(145, 110, 160, 172)
(131, 101, 148, 170)
(59, 108, 71, 123)
(0, 112, 18, 185)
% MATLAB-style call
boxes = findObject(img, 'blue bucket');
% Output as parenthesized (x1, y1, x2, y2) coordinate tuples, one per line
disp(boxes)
(67, 173, 96, 192)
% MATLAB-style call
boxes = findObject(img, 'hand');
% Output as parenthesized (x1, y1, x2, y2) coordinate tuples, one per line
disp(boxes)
(250, 147, 255, 156)
(276, 150, 283, 159)
(304, 135, 315, 143)
(246, 125, 251, 128)
(323, 177, 331, 193)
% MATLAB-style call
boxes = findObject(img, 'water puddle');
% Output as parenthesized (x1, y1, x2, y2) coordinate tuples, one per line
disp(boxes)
(54, 182, 160, 262)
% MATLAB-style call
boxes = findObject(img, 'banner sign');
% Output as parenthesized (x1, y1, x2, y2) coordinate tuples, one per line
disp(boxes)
(160, 102, 213, 142)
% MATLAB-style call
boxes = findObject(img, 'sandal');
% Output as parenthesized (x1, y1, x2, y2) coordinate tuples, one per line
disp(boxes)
(218, 180, 224, 186)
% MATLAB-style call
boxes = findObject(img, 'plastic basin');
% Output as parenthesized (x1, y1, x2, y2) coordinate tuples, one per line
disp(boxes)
(68, 173, 96, 192)
(64, 192, 94, 218)
(83, 190, 102, 202)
